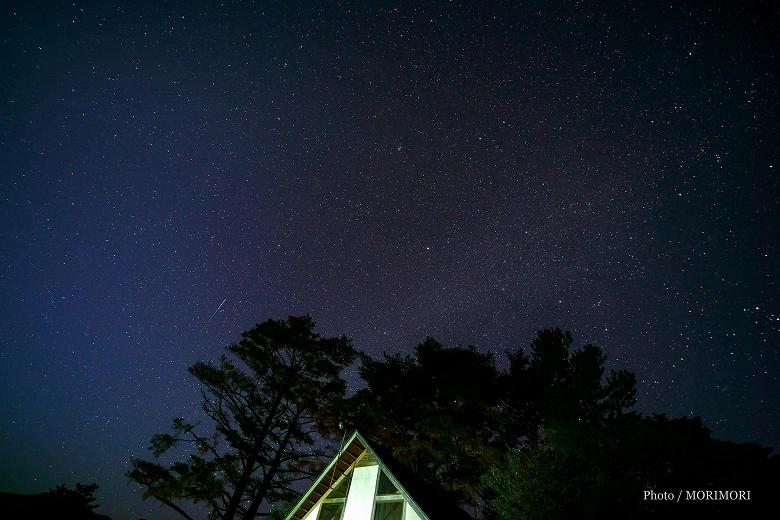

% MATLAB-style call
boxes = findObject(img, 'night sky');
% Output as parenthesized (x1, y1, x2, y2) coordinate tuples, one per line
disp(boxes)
(1, 1, 778, 518)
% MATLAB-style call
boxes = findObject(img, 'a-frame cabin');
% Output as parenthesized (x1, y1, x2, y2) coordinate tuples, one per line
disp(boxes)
(285, 431, 472, 520)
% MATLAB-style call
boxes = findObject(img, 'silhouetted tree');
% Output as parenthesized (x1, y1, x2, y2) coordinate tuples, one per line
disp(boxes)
(504, 328, 636, 445)
(479, 328, 637, 518)
(0, 483, 109, 519)
(342, 337, 505, 506)
(127, 316, 357, 520)
(484, 412, 780, 519)
(49, 482, 100, 512)
(339, 328, 635, 509)
(267, 499, 295, 520)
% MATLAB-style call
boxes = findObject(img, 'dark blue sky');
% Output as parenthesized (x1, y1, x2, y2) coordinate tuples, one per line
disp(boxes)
(1, 1, 778, 518)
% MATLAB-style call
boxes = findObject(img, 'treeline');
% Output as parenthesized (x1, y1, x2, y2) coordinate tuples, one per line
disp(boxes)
(0, 483, 110, 520)
(128, 316, 778, 519)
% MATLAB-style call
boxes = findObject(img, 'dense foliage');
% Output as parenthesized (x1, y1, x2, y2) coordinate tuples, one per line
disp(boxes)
(128, 318, 777, 519)
(340, 327, 636, 508)
(127, 316, 357, 520)
(484, 413, 779, 519)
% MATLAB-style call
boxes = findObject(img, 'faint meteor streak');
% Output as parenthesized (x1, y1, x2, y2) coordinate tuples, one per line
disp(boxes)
(205, 298, 227, 325)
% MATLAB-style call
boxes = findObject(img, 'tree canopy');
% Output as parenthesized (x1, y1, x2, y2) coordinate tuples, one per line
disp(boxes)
(128, 318, 777, 519)
(127, 316, 357, 520)
(484, 413, 779, 519)
(342, 337, 506, 506)
(0, 483, 108, 520)
(340, 327, 637, 508)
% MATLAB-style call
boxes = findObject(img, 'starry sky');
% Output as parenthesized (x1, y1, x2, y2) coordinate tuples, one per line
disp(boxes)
(0, 1, 778, 519)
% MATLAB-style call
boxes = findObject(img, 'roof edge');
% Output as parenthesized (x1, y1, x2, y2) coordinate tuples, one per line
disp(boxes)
(354, 431, 431, 520)
(283, 430, 360, 520)
(285, 430, 431, 520)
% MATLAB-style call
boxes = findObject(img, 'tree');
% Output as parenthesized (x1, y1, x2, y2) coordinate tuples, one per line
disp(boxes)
(483, 419, 627, 520)
(504, 327, 636, 445)
(481, 328, 640, 519)
(341, 328, 636, 510)
(127, 316, 357, 520)
(342, 337, 506, 507)
(484, 413, 780, 520)
(49, 482, 101, 513)
(0, 483, 109, 519)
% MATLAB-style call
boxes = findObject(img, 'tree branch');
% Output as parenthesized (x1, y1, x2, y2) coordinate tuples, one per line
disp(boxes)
(151, 493, 197, 520)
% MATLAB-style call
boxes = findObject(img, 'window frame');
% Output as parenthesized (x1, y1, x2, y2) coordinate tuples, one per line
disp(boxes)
(372, 467, 405, 520)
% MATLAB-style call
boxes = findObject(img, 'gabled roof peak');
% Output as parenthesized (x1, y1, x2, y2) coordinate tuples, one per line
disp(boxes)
(286, 431, 472, 520)
(286, 431, 433, 520)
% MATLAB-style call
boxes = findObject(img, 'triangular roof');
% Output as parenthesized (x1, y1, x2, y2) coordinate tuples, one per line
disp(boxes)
(286, 431, 472, 520)
(285, 431, 371, 520)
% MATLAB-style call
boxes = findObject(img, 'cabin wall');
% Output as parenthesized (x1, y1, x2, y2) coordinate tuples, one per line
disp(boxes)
(342, 465, 379, 520)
